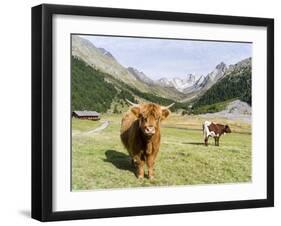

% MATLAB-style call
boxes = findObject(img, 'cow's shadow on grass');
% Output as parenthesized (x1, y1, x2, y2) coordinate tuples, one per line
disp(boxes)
(183, 142, 205, 146)
(104, 150, 134, 173)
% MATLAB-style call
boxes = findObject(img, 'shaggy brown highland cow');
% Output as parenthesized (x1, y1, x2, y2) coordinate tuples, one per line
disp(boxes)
(120, 99, 174, 179)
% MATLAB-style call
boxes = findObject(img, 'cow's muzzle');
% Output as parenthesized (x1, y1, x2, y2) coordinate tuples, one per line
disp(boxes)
(144, 126, 156, 136)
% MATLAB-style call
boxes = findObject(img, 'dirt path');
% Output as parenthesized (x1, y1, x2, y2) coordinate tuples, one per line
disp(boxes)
(86, 120, 110, 134)
(72, 120, 110, 137)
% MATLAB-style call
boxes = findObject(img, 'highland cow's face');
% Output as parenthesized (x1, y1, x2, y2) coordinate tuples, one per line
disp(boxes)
(131, 103, 171, 138)
(139, 108, 161, 137)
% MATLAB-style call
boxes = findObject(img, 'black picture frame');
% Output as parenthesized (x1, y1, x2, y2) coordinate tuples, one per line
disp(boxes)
(32, 4, 274, 222)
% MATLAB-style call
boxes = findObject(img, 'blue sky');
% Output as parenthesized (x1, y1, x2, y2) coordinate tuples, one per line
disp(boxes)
(82, 35, 252, 80)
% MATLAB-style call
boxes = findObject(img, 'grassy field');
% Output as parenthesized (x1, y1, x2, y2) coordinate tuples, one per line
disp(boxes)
(72, 114, 251, 190)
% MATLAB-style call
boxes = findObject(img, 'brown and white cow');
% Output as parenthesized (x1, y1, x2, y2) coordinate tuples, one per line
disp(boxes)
(203, 121, 231, 146)
(120, 99, 174, 179)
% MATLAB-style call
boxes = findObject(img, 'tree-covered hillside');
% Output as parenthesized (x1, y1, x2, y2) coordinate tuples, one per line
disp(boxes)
(72, 57, 135, 112)
(72, 57, 187, 112)
(193, 62, 251, 110)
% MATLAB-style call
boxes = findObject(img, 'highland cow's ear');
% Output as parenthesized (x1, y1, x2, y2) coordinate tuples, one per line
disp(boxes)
(131, 106, 141, 117)
(161, 108, 170, 120)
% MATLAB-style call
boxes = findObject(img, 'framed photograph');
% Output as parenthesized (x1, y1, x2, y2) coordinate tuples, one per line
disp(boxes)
(32, 4, 274, 221)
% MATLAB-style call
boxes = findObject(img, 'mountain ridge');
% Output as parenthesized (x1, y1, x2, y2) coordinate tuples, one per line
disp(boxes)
(72, 35, 251, 106)
(71, 56, 188, 113)
(193, 57, 252, 109)
(72, 35, 185, 101)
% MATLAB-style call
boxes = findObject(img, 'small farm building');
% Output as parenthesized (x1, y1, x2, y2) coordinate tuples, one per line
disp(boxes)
(72, 111, 100, 121)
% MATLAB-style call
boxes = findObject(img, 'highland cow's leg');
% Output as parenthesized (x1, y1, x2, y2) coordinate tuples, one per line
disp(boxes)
(146, 154, 155, 179)
(137, 162, 145, 179)
(132, 155, 145, 179)
(138, 155, 145, 179)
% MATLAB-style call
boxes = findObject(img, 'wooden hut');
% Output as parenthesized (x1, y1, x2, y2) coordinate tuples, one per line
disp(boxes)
(72, 111, 100, 121)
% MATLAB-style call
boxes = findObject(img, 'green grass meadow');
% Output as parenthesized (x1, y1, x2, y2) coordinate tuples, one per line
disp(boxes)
(72, 114, 251, 190)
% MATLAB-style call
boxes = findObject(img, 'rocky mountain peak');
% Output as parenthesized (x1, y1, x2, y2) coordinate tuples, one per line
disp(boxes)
(207, 62, 228, 81)
(216, 62, 227, 70)
(185, 74, 196, 83)
(226, 58, 252, 76)
(156, 74, 199, 92)
(72, 35, 251, 102)
(127, 67, 154, 85)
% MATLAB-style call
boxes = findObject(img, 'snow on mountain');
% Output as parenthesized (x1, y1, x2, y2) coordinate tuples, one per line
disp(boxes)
(208, 62, 227, 81)
(189, 62, 227, 92)
(182, 75, 205, 93)
(72, 35, 250, 102)
(156, 62, 228, 94)
(194, 75, 205, 87)
(156, 74, 199, 92)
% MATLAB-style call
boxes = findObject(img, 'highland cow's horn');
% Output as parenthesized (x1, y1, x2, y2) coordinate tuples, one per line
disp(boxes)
(162, 103, 175, 109)
(125, 99, 139, 107)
